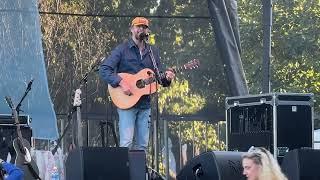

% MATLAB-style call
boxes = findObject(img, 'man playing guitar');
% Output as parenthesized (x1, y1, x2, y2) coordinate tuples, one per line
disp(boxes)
(99, 17, 175, 151)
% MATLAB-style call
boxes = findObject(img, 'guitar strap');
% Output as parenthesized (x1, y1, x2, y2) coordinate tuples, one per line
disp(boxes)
(147, 43, 163, 85)
(26, 163, 41, 180)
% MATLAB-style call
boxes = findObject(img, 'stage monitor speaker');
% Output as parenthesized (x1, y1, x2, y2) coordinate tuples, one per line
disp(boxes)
(281, 148, 320, 180)
(66, 147, 130, 180)
(129, 150, 146, 180)
(177, 151, 246, 180)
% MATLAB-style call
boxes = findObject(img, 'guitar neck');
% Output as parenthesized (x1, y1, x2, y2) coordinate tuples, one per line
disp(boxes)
(172, 65, 192, 74)
(17, 126, 23, 139)
(13, 108, 23, 139)
(4, 97, 24, 140)
(172, 59, 200, 74)
(172, 66, 185, 74)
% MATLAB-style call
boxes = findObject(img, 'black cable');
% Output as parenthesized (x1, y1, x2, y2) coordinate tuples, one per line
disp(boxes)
(38, 11, 211, 19)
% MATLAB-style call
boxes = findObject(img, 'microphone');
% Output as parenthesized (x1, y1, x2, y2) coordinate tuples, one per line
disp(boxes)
(139, 32, 149, 41)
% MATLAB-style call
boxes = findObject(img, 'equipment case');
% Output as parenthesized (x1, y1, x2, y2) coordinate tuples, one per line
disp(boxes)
(225, 93, 314, 159)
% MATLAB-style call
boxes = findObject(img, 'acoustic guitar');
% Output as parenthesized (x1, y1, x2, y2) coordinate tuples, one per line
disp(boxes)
(5, 96, 41, 180)
(108, 59, 200, 109)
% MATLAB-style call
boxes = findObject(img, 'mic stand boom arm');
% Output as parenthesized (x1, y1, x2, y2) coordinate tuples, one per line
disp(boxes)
(52, 71, 90, 155)
(16, 79, 33, 114)
(52, 58, 103, 155)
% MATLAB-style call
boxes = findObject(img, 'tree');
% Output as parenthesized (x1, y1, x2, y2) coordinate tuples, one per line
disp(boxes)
(238, 0, 320, 128)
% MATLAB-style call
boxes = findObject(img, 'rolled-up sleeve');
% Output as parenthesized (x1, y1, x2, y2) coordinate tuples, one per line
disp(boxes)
(99, 46, 123, 87)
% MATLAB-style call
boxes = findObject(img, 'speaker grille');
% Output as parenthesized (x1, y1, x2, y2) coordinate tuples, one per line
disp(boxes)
(177, 151, 246, 180)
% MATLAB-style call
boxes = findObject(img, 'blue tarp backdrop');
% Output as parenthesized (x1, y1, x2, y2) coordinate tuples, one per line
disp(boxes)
(0, 0, 58, 139)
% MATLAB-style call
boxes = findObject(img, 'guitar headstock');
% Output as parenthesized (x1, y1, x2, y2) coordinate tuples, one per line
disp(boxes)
(73, 89, 82, 106)
(5, 96, 14, 109)
(183, 59, 200, 70)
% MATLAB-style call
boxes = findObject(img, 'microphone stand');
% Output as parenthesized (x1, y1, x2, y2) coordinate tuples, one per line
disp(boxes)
(16, 79, 33, 115)
(52, 59, 103, 155)
(146, 39, 162, 172)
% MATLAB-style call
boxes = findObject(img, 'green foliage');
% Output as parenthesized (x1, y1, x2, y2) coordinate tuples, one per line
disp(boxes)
(274, 61, 320, 93)
(272, 1, 320, 124)
(40, 0, 117, 113)
(158, 78, 206, 115)
(237, 0, 320, 128)
(168, 121, 225, 151)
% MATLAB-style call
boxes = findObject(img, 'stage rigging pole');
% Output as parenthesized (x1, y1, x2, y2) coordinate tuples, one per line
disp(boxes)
(262, 0, 273, 93)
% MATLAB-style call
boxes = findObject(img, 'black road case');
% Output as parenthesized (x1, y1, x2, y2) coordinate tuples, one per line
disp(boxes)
(225, 93, 314, 159)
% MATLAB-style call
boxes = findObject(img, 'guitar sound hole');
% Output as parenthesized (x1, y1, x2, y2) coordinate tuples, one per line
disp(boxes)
(136, 79, 145, 88)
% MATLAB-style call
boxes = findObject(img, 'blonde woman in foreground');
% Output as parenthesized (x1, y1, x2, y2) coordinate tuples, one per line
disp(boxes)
(242, 147, 288, 180)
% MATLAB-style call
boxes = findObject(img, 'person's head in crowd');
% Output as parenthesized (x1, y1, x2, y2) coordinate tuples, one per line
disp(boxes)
(130, 17, 150, 41)
(242, 146, 287, 180)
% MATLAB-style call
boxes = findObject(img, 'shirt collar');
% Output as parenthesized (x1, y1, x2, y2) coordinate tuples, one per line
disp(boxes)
(128, 38, 136, 48)
(128, 38, 150, 50)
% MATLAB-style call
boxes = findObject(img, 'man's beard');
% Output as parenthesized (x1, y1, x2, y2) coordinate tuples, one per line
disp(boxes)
(135, 33, 143, 41)
(137, 32, 148, 41)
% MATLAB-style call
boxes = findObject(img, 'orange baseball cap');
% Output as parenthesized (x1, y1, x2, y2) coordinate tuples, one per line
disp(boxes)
(131, 17, 149, 27)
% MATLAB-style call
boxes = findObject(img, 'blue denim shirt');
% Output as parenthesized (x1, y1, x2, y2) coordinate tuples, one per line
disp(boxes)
(99, 39, 171, 109)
